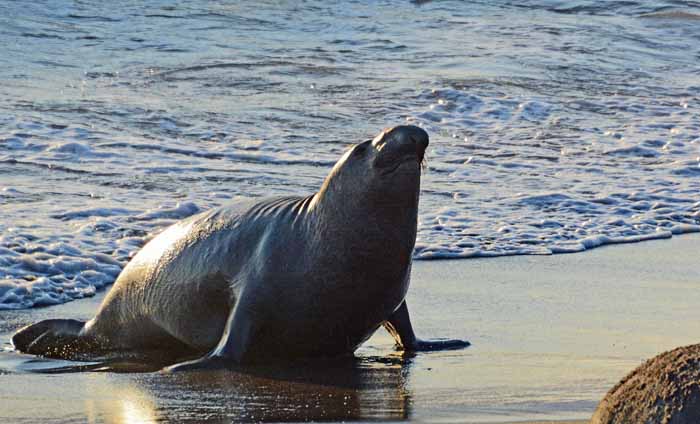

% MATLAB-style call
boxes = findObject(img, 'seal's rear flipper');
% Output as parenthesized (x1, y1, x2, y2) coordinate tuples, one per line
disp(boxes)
(12, 319, 94, 360)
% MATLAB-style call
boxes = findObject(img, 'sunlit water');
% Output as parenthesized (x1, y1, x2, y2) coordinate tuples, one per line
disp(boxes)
(1, 0, 699, 309)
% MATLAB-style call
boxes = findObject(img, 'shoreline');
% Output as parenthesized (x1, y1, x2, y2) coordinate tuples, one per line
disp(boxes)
(3, 229, 700, 314)
(1, 233, 699, 423)
(414, 225, 700, 260)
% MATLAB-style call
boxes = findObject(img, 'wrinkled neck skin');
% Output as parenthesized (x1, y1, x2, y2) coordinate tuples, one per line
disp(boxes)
(306, 164, 421, 273)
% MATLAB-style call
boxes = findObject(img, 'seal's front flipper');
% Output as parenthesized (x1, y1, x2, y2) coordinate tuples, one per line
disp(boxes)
(12, 319, 94, 359)
(163, 299, 257, 372)
(383, 301, 470, 352)
(407, 338, 471, 351)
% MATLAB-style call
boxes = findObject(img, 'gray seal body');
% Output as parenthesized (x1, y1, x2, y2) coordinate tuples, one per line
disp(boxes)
(13, 126, 469, 368)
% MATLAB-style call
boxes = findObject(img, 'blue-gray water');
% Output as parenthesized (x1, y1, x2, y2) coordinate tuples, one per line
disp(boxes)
(1, 0, 699, 309)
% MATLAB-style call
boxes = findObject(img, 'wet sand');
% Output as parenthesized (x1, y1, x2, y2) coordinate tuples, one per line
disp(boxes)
(1, 234, 699, 423)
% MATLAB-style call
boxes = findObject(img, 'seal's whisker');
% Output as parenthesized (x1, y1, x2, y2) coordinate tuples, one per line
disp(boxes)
(420, 157, 429, 171)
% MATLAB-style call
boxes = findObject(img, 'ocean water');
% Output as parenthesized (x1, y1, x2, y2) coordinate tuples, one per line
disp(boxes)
(1, 0, 699, 309)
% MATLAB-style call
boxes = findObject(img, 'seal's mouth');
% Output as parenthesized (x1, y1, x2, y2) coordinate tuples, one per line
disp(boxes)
(379, 153, 425, 175)
(371, 125, 429, 175)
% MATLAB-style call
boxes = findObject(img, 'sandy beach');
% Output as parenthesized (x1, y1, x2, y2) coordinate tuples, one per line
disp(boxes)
(1, 234, 698, 423)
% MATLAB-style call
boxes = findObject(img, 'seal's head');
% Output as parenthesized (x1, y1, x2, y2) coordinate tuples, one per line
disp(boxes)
(318, 125, 429, 212)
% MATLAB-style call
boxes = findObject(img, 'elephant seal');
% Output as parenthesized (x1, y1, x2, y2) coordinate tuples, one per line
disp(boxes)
(591, 344, 700, 424)
(13, 125, 469, 369)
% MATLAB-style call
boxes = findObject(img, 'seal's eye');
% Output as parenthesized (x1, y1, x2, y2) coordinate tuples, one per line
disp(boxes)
(353, 140, 371, 156)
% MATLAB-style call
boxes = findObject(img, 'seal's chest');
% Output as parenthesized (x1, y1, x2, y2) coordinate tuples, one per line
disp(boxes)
(252, 257, 411, 357)
(282, 275, 404, 334)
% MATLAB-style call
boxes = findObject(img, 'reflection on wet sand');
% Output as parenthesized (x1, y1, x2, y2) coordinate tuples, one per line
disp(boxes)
(77, 356, 413, 422)
(84, 391, 158, 424)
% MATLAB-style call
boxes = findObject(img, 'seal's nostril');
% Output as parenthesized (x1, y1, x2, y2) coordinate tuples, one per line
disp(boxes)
(409, 128, 429, 155)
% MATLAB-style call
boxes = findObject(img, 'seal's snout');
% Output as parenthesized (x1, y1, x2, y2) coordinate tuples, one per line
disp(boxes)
(385, 125, 429, 161)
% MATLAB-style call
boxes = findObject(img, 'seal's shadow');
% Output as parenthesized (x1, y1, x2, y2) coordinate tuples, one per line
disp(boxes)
(20, 353, 415, 422)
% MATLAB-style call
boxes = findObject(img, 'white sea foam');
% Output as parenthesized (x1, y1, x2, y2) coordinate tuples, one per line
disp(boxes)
(0, 201, 203, 309)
